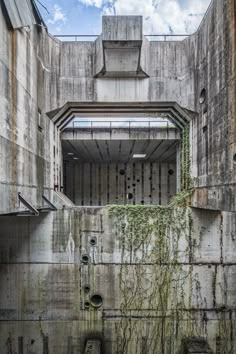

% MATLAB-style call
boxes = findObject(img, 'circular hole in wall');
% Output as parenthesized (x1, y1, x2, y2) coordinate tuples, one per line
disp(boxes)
(81, 254, 89, 264)
(84, 285, 90, 293)
(233, 154, 236, 163)
(141, 200, 144, 205)
(127, 193, 133, 199)
(149, 195, 152, 198)
(90, 294, 103, 308)
(136, 179, 140, 183)
(90, 238, 97, 246)
(132, 183, 136, 187)
(199, 88, 206, 104)
(127, 177, 130, 181)
(84, 301, 90, 309)
(128, 186, 130, 189)
(168, 169, 174, 175)
(119, 169, 125, 175)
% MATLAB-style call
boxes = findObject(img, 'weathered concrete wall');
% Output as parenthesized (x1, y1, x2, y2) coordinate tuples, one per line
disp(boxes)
(0, 0, 235, 353)
(191, 0, 236, 212)
(64, 162, 176, 205)
(0, 3, 62, 214)
(0, 207, 235, 353)
(56, 38, 194, 107)
(1, 0, 235, 214)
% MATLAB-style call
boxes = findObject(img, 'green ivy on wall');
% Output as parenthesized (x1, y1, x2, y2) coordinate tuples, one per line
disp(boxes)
(108, 205, 202, 353)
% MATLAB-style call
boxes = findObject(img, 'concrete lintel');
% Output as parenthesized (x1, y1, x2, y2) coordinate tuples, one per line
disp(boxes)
(47, 102, 197, 132)
(61, 127, 181, 141)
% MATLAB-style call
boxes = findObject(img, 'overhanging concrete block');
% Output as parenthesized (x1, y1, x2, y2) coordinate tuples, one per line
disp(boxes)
(102, 16, 142, 41)
(94, 16, 149, 78)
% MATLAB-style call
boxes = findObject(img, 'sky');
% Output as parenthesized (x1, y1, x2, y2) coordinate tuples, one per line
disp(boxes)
(37, 0, 212, 36)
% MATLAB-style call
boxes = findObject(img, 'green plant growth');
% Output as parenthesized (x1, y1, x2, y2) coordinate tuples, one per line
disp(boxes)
(170, 124, 193, 207)
(108, 205, 204, 354)
(181, 125, 192, 192)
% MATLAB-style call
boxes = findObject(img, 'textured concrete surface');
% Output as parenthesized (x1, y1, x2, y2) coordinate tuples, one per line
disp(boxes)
(0, 0, 235, 353)
(64, 162, 176, 205)
(0, 208, 235, 353)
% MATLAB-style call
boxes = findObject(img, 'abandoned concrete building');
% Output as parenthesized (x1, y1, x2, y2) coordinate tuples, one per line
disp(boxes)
(0, 0, 235, 353)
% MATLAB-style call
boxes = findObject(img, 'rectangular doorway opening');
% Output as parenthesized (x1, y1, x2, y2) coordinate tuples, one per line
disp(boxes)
(62, 114, 180, 206)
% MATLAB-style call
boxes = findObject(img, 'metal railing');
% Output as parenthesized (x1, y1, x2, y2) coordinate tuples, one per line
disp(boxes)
(53, 34, 190, 42)
(68, 120, 175, 131)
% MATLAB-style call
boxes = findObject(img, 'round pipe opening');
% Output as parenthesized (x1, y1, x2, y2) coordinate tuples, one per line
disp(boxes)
(90, 238, 97, 246)
(84, 285, 90, 293)
(84, 301, 90, 309)
(81, 254, 89, 264)
(90, 294, 103, 308)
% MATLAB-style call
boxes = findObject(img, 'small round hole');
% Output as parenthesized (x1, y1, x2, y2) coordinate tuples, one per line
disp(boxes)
(136, 179, 140, 183)
(127, 177, 130, 181)
(84, 285, 90, 293)
(84, 301, 90, 309)
(132, 184, 136, 187)
(119, 169, 125, 175)
(127, 193, 133, 199)
(81, 254, 89, 264)
(149, 195, 152, 198)
(90, 238, 97, 246)
(199, 88, 206, 104)
(128, 186, 130, 189)
(149, 177, 152, 181)
(141, 200, 144, 205)
(90, 294, 103, 308)
(168, 169, 174, 175)
(233, 154, 236, 163)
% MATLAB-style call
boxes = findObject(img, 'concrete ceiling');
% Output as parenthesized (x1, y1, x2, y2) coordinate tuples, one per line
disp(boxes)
(62, 139, 178, 163)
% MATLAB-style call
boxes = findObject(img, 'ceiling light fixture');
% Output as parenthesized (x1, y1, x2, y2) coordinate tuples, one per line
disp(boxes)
(73, 157, 79, 160)
(68, 152, 74, 155)
(133, 154, 146, 159)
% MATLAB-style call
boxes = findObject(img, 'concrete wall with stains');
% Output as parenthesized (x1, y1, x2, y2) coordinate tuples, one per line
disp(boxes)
(191, 0, 236, 212)
(0, 0, 236, 353)
(64, 162, 176, 206)
(1, 0, 235, 214)
(0, 3, 62, 214)
(0, 207, 235, 353)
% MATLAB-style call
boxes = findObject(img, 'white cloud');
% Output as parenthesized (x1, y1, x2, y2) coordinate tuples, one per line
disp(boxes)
(79, 0, 112, 8)
(79, 0, 211, 34)
(47, 4, 67, 26)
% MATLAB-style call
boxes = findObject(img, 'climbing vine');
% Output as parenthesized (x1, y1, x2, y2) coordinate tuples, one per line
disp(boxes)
(106, 125, 198, 353)
(107, 205, 203, 353)
(181, 124, 192, 192)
